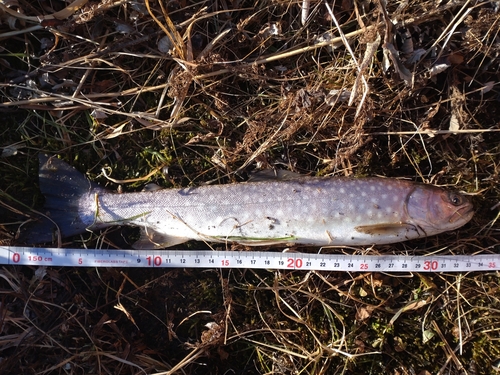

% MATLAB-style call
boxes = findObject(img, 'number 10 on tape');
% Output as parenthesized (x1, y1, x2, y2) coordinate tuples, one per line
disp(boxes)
(2, 247, 499, 272)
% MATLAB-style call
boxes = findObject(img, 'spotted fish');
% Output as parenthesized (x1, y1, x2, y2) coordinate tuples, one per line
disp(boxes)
(23, 155, 474, 249)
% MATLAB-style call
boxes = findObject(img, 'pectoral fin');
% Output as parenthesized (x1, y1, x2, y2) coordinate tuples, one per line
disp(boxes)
(132, 227, 189, 249)
(355, 223, 416, 235)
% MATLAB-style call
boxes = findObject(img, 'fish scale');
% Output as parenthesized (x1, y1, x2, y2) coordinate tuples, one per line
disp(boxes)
(21, 155, 474, 249)
(92, 178, 410, 245)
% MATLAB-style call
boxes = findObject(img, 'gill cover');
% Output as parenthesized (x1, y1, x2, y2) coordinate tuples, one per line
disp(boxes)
(406, 185, 473, 231)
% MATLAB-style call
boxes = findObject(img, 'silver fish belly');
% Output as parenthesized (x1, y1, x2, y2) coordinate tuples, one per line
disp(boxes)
(23, 155, 474, 249)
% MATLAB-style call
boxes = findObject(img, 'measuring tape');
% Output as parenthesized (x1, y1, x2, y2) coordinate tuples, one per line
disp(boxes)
(1, 246, 499, 272)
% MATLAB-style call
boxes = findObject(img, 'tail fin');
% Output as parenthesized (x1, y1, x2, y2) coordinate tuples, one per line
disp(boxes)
(20, 155, 102, 244)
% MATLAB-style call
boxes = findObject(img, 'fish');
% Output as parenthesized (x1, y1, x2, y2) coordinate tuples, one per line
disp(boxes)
(21, 154, 474, 249)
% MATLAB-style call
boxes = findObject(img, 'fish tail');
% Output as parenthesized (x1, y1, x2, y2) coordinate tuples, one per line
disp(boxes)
(20, 154, 102, 244)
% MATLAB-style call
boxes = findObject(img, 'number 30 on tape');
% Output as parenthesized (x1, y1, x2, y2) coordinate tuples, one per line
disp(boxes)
(1, 247, 499, 272)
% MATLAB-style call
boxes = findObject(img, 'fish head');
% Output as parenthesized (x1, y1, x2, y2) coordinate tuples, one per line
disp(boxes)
(406, 185, 474, 232)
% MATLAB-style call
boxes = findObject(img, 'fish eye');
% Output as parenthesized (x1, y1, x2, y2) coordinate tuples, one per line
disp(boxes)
(448, 192, 464, 206)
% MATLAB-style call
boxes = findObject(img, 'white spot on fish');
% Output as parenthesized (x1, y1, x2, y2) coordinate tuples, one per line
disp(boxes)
(370, 185, 375, 191)
(393, 196, 399, 202)
(339, 188, 345, 194)
(361, 191, 367, 197)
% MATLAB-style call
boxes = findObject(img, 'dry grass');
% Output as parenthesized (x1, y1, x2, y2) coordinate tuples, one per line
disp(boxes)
(0, 0, 499, 373)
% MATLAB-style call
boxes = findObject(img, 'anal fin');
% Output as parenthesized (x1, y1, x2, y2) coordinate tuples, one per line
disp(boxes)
(132, 227, 189, 249)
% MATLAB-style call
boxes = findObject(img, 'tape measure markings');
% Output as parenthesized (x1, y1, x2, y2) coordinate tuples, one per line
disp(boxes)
(1, 246, 498, 272)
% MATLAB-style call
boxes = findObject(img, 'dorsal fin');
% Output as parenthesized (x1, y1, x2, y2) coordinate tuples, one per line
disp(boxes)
(248, 169, 306, 183)
(142, 183, 162, 192)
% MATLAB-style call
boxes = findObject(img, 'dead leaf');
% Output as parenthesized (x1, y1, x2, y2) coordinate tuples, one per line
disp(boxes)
(356, 305, 375, 322)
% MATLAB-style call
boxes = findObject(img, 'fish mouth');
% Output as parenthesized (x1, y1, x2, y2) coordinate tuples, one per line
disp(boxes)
(449, 204, 474, 224)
